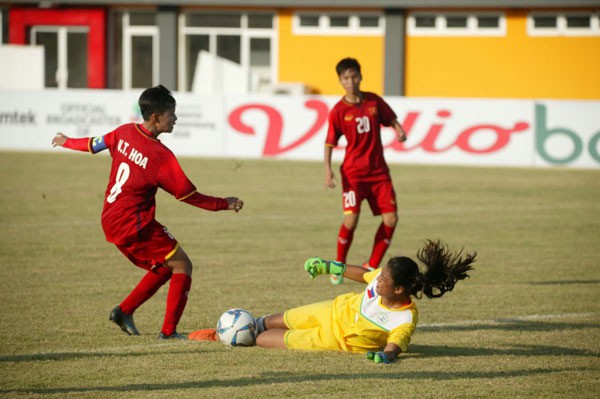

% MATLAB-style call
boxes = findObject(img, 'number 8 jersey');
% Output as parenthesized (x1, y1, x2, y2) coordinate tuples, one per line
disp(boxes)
(66, 123, 198, 245)
(326, 92, 397, 182)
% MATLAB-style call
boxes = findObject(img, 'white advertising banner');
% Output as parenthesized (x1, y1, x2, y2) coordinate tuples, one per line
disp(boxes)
(351, 97, 533, 167)
(532, 100, 600, 168)
(159, 92, 224, 157)
(224, 96, 335, 160)
(0, 89, 139, 151)
(0, 89, 598, 169)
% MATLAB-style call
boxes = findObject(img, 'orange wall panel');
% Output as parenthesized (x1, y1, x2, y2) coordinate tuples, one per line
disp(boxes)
(406, 10, 600, 99)
(278, 11, 385, 95)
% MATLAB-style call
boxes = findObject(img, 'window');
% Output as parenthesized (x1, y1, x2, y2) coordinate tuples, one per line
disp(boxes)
(566, 15, 590, 28)
(179, 11, 276, 93)
(330, 16, 350, 28)
(0, 9, 4, 43)
(299, 15, 319, 27)
(31, 26, 89, 89)
(293, 12, 384, 35)
(186, 13, 241, 28)
(534, 16, 557, 29)
(248, 14, 273, 29)
(408, 12, 505, 36)
(478, 16, 500, 29)
(415, 15, 436, 28)
(112, 11, 159, 90)
(446, 16, 468, 28)
(528, 12, 600, 36)
(359, 16, 379, 28)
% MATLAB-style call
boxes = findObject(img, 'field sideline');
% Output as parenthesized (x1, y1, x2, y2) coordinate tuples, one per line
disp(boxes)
(0, 151, 598, 398)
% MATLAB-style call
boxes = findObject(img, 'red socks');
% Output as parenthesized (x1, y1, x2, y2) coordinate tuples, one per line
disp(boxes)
(369, 223, 396, 269)
(161, 273, 192, 336)
(120, 266, 172, 314)
(118, 267, 191, 336)
(336, 224, 355, 263)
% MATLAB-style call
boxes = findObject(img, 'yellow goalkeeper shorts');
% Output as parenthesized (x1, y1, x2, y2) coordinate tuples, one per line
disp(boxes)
(283, 300, 342, 351)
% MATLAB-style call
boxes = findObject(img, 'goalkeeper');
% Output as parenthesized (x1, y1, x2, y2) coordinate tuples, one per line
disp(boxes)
(253, 240, 476, 363)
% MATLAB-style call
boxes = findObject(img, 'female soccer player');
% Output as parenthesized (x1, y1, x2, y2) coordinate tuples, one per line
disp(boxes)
(254, 240, 475, 363)
(52, 85, 244, 339)
(189, 240, 476, 363)
(325, 57, 408, 284)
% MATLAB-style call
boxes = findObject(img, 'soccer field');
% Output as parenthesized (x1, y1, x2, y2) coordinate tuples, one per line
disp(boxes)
(0, 151, 598, 398)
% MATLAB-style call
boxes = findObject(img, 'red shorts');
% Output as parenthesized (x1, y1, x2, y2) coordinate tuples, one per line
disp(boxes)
(116, 220, 179, 271)
(341, 177, 397, 216)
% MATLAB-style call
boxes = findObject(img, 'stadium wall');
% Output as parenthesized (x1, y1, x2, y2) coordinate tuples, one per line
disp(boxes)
(277, 9, 386, 95)
(0, 89, 598, 168)
(405, 10, 600, 99)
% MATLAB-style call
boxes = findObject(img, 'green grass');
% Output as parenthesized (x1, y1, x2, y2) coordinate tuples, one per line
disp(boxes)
(0, 151, 598, 398)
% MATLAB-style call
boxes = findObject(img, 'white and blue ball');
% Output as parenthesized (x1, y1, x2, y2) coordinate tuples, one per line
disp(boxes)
(216, 308, 257, 347)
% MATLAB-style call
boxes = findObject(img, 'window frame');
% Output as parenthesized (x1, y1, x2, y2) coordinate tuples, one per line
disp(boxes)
(292, 11, 384, 36)
(407, 12, 506, 37)
(30, 25, 90, 89)
(527, 11, 600, 36)
(177, 10, 277, 93)
(121, 11, 159, 90)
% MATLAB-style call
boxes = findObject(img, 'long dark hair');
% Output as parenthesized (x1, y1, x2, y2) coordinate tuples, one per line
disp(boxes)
(388, 240, 476, 299)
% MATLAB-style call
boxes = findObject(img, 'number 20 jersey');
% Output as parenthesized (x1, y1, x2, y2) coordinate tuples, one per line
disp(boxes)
(90, 123, 197, 245)
(326, 92, 397, 181)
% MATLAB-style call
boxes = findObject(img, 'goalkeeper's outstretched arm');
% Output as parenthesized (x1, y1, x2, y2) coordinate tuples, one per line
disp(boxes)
(341, 264, 370, 283)
(304, 258, 369, 283)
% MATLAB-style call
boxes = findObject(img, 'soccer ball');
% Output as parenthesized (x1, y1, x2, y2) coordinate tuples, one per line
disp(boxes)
(216, 308, 257, 347)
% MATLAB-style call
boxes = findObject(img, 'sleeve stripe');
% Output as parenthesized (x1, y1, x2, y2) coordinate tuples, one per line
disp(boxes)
(177, 190, 197, 201)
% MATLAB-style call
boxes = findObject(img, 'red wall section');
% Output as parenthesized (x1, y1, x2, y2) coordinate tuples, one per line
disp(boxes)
(9, 8, 106, 88)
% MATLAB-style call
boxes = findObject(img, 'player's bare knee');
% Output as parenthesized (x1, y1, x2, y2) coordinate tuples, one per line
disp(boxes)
(165, 249, 193, 275)
(343, 214, 359, 230)
(383, 212, 398, 227)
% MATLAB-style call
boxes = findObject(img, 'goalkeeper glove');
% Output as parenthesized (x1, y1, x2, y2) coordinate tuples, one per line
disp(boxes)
(365, 351, 391, 364)
(304, 258, 346, 279)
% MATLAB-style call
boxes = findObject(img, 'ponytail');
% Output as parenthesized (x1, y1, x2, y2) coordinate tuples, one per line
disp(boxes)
(415, 240, 476, 298)
(388, 240, 476, 299)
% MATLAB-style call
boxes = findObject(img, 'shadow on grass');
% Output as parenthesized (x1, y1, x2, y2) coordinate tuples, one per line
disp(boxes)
(0, 347, 205, 363)
(418, 320, 600, 333)
(1, 366, 596, 395)
(526, 280, 600, 285)
(408, 343, 599, 358)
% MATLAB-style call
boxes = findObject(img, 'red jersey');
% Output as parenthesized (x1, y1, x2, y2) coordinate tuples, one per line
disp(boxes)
(65, 123, 227, 245)
(326, 92, 397, 181)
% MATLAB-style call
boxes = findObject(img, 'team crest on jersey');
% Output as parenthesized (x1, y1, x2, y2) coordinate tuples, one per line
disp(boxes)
(360, 273, 414, 331)
(368, 107, 378, 116)
(344, 114, 354, 121)
(375, 313, 389, 325)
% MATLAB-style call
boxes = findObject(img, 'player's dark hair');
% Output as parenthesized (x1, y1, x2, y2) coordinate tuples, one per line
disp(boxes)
(336, 58, 361, 76)
(388, 240, 476, 299)
(138, 84, 176, 121)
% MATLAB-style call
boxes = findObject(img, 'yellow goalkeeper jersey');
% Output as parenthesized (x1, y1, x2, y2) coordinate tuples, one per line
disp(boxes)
(284, 269, 418, 353)
(335, 269, 418, 352)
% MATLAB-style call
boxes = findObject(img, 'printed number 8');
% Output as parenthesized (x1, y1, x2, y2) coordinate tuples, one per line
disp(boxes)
(107, 162, 130, 203)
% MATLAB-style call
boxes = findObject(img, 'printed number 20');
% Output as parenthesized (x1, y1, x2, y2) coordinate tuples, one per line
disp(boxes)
(356, 116, 370, 134)
(107, 162, 130, 203)
(343, 191, 356, 208)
